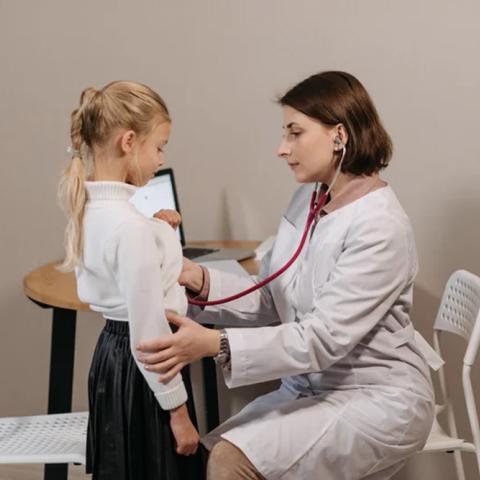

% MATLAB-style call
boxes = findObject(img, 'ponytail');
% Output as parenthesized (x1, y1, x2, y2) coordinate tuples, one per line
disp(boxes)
(58, 155, 87, 271)
(57, 88, 96, 271)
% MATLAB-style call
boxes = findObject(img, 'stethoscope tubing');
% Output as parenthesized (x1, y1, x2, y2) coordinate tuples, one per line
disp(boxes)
(188, 145, 346, 307)
(188, 188, 329, 307)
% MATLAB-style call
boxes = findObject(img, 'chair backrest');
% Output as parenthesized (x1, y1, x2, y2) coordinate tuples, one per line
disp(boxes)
(432, 270, 480, 474)
(434, 270, 480, 347)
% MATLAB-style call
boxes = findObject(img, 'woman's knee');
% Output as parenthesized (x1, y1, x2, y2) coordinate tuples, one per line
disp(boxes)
(207, 440, 264, 480)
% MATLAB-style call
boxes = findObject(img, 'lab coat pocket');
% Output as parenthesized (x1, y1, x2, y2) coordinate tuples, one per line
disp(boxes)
(361, 322, 413, 349)
(270, 216, 302, 276)
(391, 323, 415, 348)
(381, 324, 444, 370)
(269, 216, 302, 322)
(310, 238, 343, 291)
(280, 213, 297, 230)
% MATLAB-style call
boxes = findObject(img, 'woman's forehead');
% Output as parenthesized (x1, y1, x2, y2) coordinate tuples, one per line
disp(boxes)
(282, 106, 308, 125)
(282, 106, 327, 130)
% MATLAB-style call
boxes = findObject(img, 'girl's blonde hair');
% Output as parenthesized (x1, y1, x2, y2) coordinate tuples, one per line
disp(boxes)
(58, 81, 170, 271)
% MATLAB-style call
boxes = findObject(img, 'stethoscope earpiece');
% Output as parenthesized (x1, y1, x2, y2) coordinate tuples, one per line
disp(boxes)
(334, 137, 344, 151)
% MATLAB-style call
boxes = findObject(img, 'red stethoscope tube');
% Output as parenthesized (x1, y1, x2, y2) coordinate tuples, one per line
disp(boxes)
(188, 187, 329, 306)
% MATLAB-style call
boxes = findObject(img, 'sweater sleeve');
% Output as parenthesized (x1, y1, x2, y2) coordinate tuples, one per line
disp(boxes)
(106, 220, 187, 410)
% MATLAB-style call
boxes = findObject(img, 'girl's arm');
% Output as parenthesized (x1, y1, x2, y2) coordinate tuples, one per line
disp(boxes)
(169, 403, 200, 455)
(108, 220, 200, 454)
(107, 220, 188, 410)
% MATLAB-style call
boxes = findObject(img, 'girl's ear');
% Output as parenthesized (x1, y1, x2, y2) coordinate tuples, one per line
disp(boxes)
(119, 130, 137, 154)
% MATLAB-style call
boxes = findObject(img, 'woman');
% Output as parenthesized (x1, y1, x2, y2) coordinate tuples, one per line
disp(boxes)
(138, 71, 437, 480)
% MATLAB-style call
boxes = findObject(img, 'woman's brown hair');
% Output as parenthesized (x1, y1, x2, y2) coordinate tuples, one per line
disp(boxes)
(278, 71, 392, 176)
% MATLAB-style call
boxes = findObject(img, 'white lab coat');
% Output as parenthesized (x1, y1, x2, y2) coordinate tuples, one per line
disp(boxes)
(197, 185, 435, 480)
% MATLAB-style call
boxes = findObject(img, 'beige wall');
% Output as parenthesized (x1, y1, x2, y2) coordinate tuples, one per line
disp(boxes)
(1, 0, 480, 478)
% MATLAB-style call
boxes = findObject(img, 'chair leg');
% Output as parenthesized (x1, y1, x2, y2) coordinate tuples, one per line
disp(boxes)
(44, 464, 68, 480)
(452, 451, 466, 480)
(476, 450, 480, 478)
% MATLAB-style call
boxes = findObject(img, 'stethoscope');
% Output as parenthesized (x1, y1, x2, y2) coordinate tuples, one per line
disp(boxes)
(189, 145, 346, 307)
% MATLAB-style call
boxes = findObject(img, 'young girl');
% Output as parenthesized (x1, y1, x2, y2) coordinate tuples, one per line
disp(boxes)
(58, 81, 206, 479)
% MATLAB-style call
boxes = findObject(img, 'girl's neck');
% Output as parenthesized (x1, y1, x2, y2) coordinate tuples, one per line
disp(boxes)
(89, 153, 128, 182)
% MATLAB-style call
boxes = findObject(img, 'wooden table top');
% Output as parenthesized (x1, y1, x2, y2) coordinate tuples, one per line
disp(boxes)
(23, 241, 261, 312)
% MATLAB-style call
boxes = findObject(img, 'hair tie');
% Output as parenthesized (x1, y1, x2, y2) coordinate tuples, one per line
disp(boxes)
(67, 146, 82, 159)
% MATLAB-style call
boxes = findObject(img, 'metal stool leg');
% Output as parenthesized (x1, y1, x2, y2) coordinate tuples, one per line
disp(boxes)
(202, 357, 219, 431)
(44, 307, 77, 480)
(44, 464, 69, 480)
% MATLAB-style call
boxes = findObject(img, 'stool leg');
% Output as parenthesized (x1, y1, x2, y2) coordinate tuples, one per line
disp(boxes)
(44, 307, 77, 480)
(47, 307, 77, 414)
(44, 464, 68, 480)
(203, 357, 220, 431)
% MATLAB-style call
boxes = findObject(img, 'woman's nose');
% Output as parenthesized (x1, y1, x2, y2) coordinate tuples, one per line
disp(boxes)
(277, 138, 290, 158)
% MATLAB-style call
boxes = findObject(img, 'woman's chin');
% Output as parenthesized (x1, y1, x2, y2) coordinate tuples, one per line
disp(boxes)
(293, 171, 315, 184)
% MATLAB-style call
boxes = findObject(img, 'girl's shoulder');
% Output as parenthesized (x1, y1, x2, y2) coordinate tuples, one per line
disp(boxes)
(148, 217, 182, 250)
(148, 218, 184, 268)
(107, 214, 182, 259)
(104, 215, 156, 258)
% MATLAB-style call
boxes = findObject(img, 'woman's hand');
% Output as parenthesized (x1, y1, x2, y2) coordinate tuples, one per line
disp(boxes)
(169, 403, 200, 455)
(178, 257, 204, 292)
(137, 312, 221, 382)
(154, 209, 182, 229)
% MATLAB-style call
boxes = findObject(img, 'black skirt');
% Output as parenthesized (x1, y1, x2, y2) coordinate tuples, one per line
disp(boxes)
(87, 319, 207, 479)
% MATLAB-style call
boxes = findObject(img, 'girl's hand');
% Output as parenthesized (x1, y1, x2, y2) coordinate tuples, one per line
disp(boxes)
(154, 209, 182, 229)
(169, 403, 200, 455)
(178, 257, 204, 292)
(137, 312, 220, 382)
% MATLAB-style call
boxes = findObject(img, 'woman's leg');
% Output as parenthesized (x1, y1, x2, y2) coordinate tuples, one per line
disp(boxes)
(207, 440, 265, 480)
(361, 460, 406, 480)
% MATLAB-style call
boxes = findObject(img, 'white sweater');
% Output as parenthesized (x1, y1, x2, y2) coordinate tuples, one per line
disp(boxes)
(75, 181, 188, 410)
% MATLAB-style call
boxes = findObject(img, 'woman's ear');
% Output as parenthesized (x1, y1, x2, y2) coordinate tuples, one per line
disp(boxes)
(119, 130, 137, 154)
(334, 124, 348, 148)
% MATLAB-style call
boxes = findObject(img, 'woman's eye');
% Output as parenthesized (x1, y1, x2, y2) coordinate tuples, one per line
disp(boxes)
(289, 131, 301, 138)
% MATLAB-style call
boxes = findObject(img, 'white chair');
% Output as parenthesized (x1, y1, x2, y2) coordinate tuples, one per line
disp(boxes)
(0, 411, 88, 465)
(421, 270, 480, 479)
